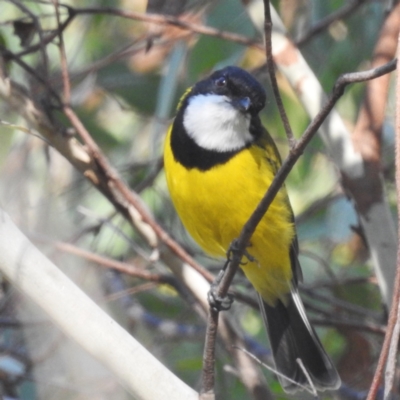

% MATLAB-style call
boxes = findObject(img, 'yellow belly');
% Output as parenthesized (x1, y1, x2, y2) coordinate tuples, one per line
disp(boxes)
(164, 129, 295, 304)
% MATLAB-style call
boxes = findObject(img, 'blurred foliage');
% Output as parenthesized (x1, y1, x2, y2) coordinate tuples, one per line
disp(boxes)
(0, 0, 395, 399)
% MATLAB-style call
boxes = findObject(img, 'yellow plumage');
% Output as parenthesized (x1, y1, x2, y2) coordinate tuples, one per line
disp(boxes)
(164, 126, 294, 305)
(163, 66, 340, 392)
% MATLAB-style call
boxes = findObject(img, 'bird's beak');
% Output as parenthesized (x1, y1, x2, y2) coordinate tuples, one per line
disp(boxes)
(231, 97, 251, 113)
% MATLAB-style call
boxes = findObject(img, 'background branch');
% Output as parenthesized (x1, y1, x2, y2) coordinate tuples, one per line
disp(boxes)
(366, 38, 400, 400)
(0, 208, 198, 400)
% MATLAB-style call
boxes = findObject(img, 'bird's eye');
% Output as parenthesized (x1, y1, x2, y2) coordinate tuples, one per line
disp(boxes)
(214, 76, 227, 87)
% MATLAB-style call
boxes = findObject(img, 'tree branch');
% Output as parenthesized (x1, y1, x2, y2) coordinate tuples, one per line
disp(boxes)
(0, 208, 198, 400)
(263, 0, 295, 145)
(201, 56, 395, 396)
(366, 46, 400, 400)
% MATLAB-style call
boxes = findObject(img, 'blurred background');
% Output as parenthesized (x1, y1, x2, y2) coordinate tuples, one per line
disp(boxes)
(0, 0, 396, 399)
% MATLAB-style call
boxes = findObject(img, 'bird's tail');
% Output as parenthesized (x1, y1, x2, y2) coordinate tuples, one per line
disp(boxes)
(258, 290, 341, 393)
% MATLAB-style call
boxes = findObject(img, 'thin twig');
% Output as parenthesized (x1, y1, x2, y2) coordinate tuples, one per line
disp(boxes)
(312, 317, 386, 335)
(233, 346, 312, 393)
(47, 239, 166, 282)
(11, 4, 75, 59)
(0, 45, 61, 103)
(303, 288, 383, 321)
(72, 6, 263, 51)
(52, 0, 71, 104)
(295, 0, 367, 46)
(0, 119, 51, 143)
(296, 359, 318, 397)
(72, 34, 187, 80)
(9, 0, 50, 76)
(304, 276, 377, 290)
(263, 0, 295, 146)
(365, 54, 400, 400)
(384, 303, 400, 398)
(10, 0, 54, 110)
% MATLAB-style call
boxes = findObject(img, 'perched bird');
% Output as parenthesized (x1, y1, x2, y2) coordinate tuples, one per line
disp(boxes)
(163, 66, 341, 393)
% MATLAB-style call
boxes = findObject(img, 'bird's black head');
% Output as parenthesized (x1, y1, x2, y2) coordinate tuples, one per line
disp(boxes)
(170, 66, 268, 170)
(187, 66, 266, 115)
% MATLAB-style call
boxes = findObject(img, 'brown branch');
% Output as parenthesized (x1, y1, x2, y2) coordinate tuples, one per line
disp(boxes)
(303, 289, 383, 321)
(52, 0, 71, 104)
(263, 0, 295, 146)
(72, 6, 263, 51)
(200, 58, 395, 396)
(49, 240, 166, 282)
(216, 59, 397, 306)
(343, 3, 400, 214)
(40, 14, 212, 284)
(385, 302, 400, 396)
(312, 317, 386, 336)
(10, 4, 75, 59)
(0, 46, 61, 103)
(366, 52, 400, 400)
(200, 2, 296, 393)
(295, 0, 367, 46)
(7, 2, 263, 60)
(200, 307, 219, 399)
(10, 2, 50, 115)
(47, 238, 193, 300)
(62, 106, 214, 283)
(9, 0, 50, 75)
(72, 34, 189, 80)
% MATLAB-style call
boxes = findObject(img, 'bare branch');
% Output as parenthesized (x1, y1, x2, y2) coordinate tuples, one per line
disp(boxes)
(263, 0, 295, 145)
(366, 43, 400, 400)
(268, 4, 398, 307)
(213, 58, 396, 306)
(0, 208, 198, 400)
(295, 0, 367, 46)
(73, 6, 263, 50)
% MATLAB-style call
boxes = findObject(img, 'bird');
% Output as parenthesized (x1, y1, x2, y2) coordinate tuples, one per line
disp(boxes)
(163, 65, 341, 393)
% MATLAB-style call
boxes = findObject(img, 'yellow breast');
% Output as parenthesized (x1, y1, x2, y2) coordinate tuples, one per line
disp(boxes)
(164, 128, 295, 304)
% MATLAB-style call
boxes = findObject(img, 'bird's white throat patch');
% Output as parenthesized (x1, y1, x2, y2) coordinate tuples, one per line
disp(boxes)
(183, 94, 252, 152)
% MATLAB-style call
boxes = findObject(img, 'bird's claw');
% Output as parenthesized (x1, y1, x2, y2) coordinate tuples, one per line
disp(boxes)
(208, 283, 234, 312)
(227, 239, 256, 265)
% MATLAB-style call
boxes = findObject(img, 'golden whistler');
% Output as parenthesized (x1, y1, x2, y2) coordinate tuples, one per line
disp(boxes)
(164, 66, 340, 393)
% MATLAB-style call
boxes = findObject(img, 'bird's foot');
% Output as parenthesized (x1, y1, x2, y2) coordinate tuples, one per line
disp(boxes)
(227, 239, 255, 265)
(208, 281, 234, 311)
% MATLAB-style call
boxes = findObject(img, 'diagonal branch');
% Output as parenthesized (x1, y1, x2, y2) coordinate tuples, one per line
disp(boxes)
(263, 0, 295, 146)
(268, 4, 399, 308)
(201, 58, 395, 395)
(72, 6, 263, 50)
(214, 59, 396, 308)
(366, 44, 400, 400)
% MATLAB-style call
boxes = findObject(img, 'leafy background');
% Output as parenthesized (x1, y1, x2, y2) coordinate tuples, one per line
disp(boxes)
(0, 0, 395, 399)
